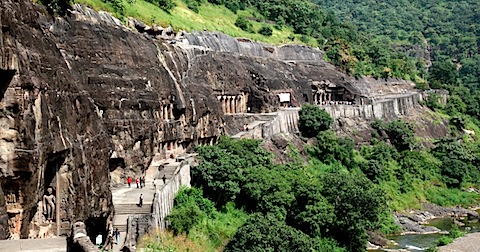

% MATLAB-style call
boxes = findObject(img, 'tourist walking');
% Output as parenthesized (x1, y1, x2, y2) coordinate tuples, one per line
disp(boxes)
(103, 235, 114, 251)
(113, 228, 120, 244)
(127, 176, 132, 187)
(162, 174, 167, 184)
(139, 193, 144, 207)
(136, 178, 139, 188)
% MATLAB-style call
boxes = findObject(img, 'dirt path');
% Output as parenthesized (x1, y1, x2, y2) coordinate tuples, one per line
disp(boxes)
(439, 233, 480, 252)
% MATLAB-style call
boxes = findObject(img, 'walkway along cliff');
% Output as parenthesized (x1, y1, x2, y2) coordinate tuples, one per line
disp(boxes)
(0, 0, 439, 246)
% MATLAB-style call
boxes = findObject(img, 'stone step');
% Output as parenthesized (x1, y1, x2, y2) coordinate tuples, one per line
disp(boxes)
(115, 204, 152, 215)
(112, 225, 127, 232)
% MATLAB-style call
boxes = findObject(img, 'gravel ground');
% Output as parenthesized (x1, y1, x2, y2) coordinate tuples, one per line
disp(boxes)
(439, 233, 480, 252)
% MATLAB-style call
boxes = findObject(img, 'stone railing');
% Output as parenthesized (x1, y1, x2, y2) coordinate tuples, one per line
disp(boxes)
(262, 108, 300, 138)
(152, 158, 192, 231)
(233, 93, 427, 140)
(232, 108, 300, 140)
(323, 92, 421, 121)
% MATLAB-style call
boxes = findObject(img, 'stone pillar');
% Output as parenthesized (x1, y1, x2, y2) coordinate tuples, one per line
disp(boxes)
(235, 97, 238, 113)
(163, 105, 168, 120)
(230, 97, 235, 114)
(221, 97, 226, 113)
(238, 96, 243, 113)
(225, 97, 230, 114)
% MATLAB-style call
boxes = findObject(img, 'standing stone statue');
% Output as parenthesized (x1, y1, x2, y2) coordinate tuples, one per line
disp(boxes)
(43, 188, 56, 222)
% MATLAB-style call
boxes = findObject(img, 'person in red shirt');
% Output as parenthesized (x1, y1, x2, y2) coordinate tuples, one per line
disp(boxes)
(127, 176, 132, 187)
(136, 178, 139, 188)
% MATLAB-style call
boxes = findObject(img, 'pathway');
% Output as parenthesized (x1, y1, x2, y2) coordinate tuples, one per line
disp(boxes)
(110, 155, 179, 251)
(0, 237, 66, 252)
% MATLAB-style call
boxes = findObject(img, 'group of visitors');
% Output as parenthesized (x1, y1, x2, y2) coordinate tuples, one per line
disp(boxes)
(241, 124, 249, 131)
(126, 176, 146, 188)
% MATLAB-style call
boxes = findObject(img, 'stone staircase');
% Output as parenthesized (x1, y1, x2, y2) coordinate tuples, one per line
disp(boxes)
(112, 204, 152, 233)
(110, 155, 179, 251)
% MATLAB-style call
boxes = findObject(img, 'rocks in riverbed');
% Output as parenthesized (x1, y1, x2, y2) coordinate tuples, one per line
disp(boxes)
(423, 203, 479, 220)
(395, 215, 442, 234)
(394, 203, 480, 235)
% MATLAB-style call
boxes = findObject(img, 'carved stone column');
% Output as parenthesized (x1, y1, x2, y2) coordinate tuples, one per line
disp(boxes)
(221, 96, 226, 113)
(230, 97, 235, 114)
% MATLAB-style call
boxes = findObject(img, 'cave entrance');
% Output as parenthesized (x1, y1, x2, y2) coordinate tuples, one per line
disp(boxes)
(0, 69, 16, 101)
(109, 158, 125, 172)
(85, 216, 108, 244)
(44, 151, 68, 190)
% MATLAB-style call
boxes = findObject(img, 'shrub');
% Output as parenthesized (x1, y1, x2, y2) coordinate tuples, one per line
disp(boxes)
(235, 16, 254, 33)
(102, 0, 125, 17)
(258, 26, 273, 36)
(436, 235, 453, 246)
(41, 0, 70, 15)
(298, 104, 333, 137)
(184, 0, 203, 13)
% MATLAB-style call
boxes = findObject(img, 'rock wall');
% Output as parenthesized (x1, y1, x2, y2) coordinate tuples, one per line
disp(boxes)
(1, 0, 113, 239)
(183, 31, 326, 63)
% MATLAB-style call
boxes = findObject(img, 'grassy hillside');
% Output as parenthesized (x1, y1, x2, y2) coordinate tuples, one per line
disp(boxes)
(73, 0, 303, 45)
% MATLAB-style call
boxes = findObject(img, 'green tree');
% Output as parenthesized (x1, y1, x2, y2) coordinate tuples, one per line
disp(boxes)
(428, 61, 458, 88)
(320, 171, 387, 252)
(298, 104, 333, 137)
(225, 214, 317, 252)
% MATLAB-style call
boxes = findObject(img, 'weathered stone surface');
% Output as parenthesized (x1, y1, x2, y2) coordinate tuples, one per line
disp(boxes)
(1, 0, 113, 239)
(67, 222, 100, 252)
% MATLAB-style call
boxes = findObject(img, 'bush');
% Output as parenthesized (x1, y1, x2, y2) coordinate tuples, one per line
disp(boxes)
(166, 187, 216, 235)
(146, 0, 176, 12)
(41, 0, 70, 15)
(235, 16, 254, 33)
(102, 0, 125, 17)
(224, 214, 317, 252)
(298, 104, 333, 137)
(258, 26, 273, 36)
(436, 235, 453, 246)
(184, 0, 203, 13)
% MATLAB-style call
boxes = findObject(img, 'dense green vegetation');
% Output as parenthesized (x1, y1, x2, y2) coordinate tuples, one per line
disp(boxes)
(314, 0, 480, 121)
(157, 104, 480, 251)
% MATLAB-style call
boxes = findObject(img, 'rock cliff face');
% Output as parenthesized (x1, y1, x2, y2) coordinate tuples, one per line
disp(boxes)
(0, 0, 422, 240)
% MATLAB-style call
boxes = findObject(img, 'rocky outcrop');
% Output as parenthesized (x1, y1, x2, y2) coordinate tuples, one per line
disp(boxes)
(1, 0, 113, 239)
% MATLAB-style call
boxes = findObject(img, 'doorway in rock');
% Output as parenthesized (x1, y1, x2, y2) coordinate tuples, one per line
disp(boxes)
(85, 216, 108, 244)
(109, 158, 125, 172)
(0, 69, 16, 101)
(44, 151, 68, 191)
